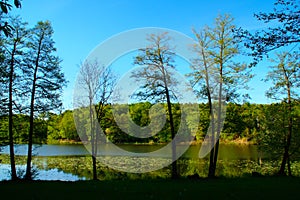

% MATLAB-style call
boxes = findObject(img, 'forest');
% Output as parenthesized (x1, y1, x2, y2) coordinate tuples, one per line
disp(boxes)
(0, 102, 299, 146)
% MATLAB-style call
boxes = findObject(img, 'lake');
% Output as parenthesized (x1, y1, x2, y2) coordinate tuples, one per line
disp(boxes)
(0, 143, 288, 181)
(0, 143, 259, 159)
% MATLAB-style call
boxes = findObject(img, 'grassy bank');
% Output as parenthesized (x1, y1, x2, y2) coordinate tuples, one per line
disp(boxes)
(0, 177, 299, 200)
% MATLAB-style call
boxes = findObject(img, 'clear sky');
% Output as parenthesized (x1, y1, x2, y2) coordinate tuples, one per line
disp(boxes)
(12, 0, 279, 109)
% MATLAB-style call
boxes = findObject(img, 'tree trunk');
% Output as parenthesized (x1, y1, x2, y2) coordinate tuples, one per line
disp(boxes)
(278, 68, 293, 176)
(278, 106, 292, 175)
(208, 147, 215, 178)
(90, 100, 98, 180)
(164, 77, 177, 178)
(91, 120, 97, 180)
(212, 139, 220, 176)
(92, 155, 97, 180)
(211, 88, 223, 176)
(25, 35, 43, 180)
(287, 154, 292, 176)
(207, 81, 216, 178)
(278, 148, 288, 175)
(8, 42, 18, 180)
(93, 127, 99, 180)
(158, 54, 177, 179)
(93, 103, 104, 180)
(25, 66, 38, 180)
(209, 55, 224, 177)
(165, 86, 177, 179)
(197, 42, 216, 178)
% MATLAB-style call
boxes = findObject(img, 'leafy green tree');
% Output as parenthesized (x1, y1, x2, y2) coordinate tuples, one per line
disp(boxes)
(46, 113, 62, 141)
(47, 110, 79, 141)
(190, 14, 252, 177)
(239, 103, 260, 141)
(0, 115, 7, 142)
(234, 1, 300, 168)
(194, 103, 210, 141)
(222, 103, 246, 139)
(14, 114, 29, 143)
(23, 21, 66, 180)
(129, 102, 151, 127)
(132, 33, 179, 179)
(259, 51, 300, 176)
(58, 110, 79, 141)
(257, 103, 300, 174)
(0, 114, 29, 143)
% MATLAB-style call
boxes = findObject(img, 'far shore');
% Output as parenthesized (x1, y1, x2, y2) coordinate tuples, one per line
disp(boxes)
(42, 137, 256, 146)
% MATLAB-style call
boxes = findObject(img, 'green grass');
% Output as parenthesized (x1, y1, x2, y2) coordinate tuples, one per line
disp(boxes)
(1, 177, 300, 200)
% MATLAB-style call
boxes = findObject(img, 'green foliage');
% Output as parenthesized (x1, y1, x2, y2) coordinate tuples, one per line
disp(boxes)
(190, 14, 252, 103)
(58, 110, 79, 141)
(264, 51, 300, 101)
(257, 102, 300, 160)
(47, 111, 80, 142)
(1, 102, 300, 146)
(0, 16, 28, 115)
(0, 114, 49, 144)
(23, 20, 67, 114)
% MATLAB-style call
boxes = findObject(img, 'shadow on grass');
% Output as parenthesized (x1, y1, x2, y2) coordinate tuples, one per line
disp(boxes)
(1, 176, 300, 200)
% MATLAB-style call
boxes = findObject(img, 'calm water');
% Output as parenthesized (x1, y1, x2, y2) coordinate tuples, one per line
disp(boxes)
(0, 143, 259, 159)
(0, 144, 266, 180)
(0, 144, 89, 156)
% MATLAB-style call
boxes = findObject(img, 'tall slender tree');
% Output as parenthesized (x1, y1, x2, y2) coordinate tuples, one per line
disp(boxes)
(75, 60, 116, 180)
(190, 14, 252, 177)
(263, 51, 300, 175)
(190, 27, 217, 178)
(1, 16, 28, 180)
(23, 21, 66, 180)
(132, 32, 179, 179)
(233, 0, 300, 176)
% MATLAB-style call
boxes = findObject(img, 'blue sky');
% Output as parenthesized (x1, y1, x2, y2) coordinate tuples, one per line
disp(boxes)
(12, 0, 279, 109)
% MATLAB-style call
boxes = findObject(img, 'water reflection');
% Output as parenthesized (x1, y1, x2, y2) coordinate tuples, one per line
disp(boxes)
(0, 144, 260, 159)
(1, 144, 298, 181)
(0, 164, 85, 181)
(0, 144, 89, 156)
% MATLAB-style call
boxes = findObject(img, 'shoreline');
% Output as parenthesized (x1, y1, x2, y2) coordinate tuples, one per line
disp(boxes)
(39, 138, 256, 146)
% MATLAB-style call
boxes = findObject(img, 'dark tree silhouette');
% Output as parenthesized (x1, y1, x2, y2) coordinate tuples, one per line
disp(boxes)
(24, 21, 66, 180)
(0, 0, 22, 37)
(235, 0, 300, 66)
(132, 33, 179, 179)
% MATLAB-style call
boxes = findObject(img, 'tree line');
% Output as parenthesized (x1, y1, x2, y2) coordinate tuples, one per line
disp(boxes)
(0, 102, 299, 145)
